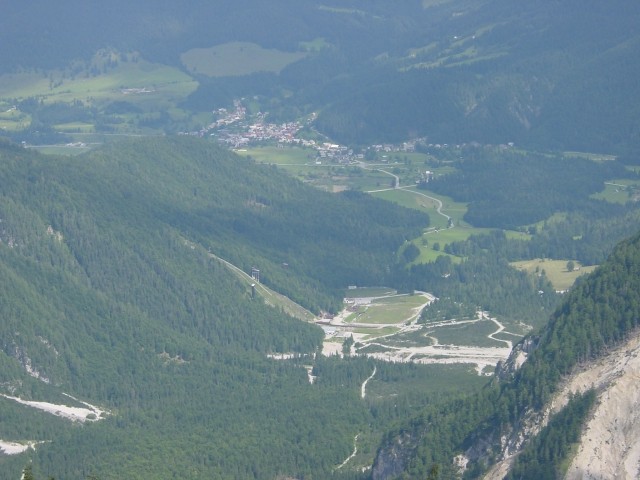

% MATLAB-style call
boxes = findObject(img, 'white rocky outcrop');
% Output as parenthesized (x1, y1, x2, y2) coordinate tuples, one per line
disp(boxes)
(486, 332, 640, 479)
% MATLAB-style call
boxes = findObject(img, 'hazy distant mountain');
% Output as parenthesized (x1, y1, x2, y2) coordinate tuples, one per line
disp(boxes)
(3, 1, 639, 154)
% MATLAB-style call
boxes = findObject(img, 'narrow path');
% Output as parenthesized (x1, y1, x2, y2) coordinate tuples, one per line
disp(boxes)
(361, 366, 377, 399)
(335, 366, 377, 471)
(487, 317, 513, 349)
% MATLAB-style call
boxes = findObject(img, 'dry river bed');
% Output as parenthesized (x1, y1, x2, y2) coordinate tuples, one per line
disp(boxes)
(320, 292, 523, 376)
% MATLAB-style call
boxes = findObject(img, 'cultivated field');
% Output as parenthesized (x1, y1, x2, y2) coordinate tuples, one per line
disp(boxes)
(0, 58, 198, 136)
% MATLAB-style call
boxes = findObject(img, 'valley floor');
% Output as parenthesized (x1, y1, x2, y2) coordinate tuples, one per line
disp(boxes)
(320, 291, 518, 376)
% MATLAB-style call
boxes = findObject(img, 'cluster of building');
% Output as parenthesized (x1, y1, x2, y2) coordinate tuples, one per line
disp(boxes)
(183, 99, 495, 163)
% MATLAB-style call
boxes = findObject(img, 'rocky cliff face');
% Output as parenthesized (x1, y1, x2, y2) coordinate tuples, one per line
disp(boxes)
(372, 330, 640, 479)
(564, 333, 640, 479)
(485, 332, 640, 479)
(371, 433, 414, 480)
(494, 335, 539, 382)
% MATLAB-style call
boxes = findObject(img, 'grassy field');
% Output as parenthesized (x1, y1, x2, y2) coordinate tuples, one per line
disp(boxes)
(346, 298, 426, 326)
(427, 320, 507, 348)
(181, 42, 306, 77)
(352, 326, 401, 338)
(354, 303, 420, 325)
(338, 291, 431, 330)
(0, 105, 27, 131)
(371, 187, 467, 230)
(380, 329, 434, 348)
(0, 62, 196, 104)
(236, 145, 315, 164)
(372, 294, 427, 306)
(591, 180, 640, 204)
(0, 58, 198, 136)
(511, 258, 598, 291)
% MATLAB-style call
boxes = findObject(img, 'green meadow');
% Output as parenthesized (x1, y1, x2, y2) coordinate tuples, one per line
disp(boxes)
(591, 180, 640, 204)
(412, 226, 530, 265)
(0, 59, 198, 136)
(237, 145, 314, 164)
(342, 293, 431, 326)
(181, 42, 306, 77)
(371, 187, 466, 229)
(426, 320, 507, 348)
(511, 258, 598, 291)
(0, 61, 196, 104)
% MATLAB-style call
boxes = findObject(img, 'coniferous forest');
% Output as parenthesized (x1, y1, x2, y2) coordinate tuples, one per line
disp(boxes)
(2, 1, 640, 479)
(376, 231, 640, 479)
(0, 137, 428, 479)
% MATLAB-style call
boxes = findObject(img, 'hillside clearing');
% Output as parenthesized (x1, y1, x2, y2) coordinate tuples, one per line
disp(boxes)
(511, 258, 597, 291)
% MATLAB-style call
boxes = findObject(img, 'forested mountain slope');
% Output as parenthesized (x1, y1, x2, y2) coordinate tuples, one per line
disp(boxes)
(373, 230, 640, 479)
(314, 0, 640, 154)
(0, 137, 425, 479)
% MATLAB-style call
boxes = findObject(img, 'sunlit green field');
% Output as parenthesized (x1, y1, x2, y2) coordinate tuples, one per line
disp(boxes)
(591, 180, 640, 204)
(426, 320, 506, 348)
(0, 59, 198, 135)
(371, 187, 467, 230)
(181, 42, 306, 77)
(0, 62, 196, 104)
(511, 258, 598, 291)
(341, 292, 431, 327)
(350, 296, 426, 325)
(236, 145, 315, 164)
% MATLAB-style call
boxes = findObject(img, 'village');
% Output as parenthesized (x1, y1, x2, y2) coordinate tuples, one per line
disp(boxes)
(181, 98, 427, 163)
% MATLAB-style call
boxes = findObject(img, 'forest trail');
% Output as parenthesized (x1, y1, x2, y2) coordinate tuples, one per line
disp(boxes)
(486, 316, 514, 349)
(361, 366, 377, 399)
(336, 433, 361, 470)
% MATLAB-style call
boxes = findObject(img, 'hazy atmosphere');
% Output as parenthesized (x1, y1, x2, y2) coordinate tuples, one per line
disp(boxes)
(1, 2, 640, 479)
